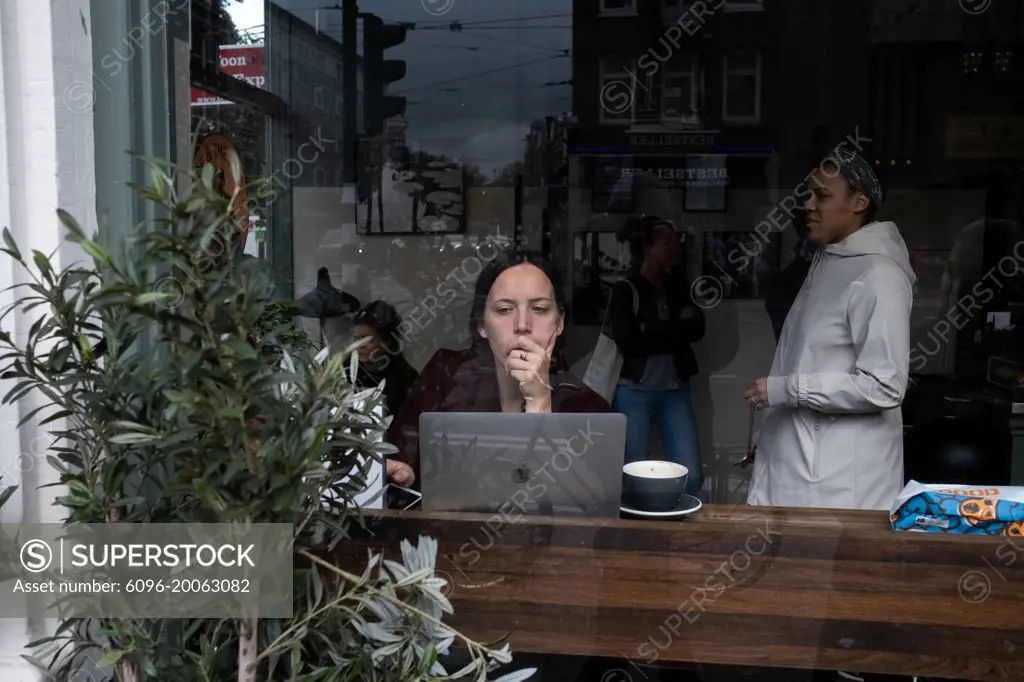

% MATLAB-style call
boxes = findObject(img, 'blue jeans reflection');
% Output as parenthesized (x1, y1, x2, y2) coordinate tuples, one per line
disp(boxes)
(613, 384, 705, 500)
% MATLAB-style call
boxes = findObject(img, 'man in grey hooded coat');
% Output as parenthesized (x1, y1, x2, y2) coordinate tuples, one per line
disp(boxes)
(744, 149, 916, 511)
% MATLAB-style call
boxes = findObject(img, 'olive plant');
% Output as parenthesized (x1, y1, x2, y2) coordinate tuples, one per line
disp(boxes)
(0, 478, 15, 583)
(0, 156, 534, 682)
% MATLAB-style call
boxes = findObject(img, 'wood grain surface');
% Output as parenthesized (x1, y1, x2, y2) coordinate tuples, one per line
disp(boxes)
(326, 505, 1024, 681)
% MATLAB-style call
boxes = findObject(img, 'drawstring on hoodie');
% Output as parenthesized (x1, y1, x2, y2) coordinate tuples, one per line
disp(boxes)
(791, 247, 824, 311)
(805, 247, 825, 286)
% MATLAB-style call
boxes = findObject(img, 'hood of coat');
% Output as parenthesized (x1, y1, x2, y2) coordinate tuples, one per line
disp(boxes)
(824, 220, 917, 288)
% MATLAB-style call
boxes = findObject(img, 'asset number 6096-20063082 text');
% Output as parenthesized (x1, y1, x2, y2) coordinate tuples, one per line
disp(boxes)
(124, 578, 250, 593)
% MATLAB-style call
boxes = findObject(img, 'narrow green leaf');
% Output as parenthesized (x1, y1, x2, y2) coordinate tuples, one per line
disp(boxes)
(28, 316, 44, 341)
(108, 421, 156, 432)
(78, 239, 109, 267)
(96, 649, 130, 668)
(77, 334, 93, 361)
(48, 344, 72, 371)
(140, 656, 158, 676)
(3, 380, 36, 406)
(108, 497, 146, 508)
(0, 485, 17, 509)
(38, 409, 72, 426)
(183, 194, 209, 214)
(56, 209, 85, 238)
(133, 291, 174, 306)
(201, 163, 215, 191)
(108, 432, 159, 444)
(150, 165, 167, 199)
(64, 479, 91, 496)
(31, 251, 51, 276)
(2, 227, 21, 261)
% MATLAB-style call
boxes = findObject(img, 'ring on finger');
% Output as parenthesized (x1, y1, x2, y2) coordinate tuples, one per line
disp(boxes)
(520, 351, 528, 361)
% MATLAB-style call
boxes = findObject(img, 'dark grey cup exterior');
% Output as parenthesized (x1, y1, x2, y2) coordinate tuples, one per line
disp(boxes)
(621, 470, 687, 512)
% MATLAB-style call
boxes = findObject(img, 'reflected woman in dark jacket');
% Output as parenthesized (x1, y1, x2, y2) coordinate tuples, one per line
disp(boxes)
(352, 301, 419, 417)
(608, 216, 706, 497)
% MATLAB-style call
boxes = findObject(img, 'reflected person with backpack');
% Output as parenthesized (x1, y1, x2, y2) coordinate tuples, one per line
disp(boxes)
(606, 216, 706, 499)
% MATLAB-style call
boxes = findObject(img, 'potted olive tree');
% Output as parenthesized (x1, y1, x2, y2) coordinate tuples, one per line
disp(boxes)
(0, 157, 534, 682)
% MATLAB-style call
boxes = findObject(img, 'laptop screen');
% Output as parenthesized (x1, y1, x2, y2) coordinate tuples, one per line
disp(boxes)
(417, 412, 627, 519)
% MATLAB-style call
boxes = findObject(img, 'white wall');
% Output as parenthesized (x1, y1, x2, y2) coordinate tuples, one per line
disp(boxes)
(0, 0, 95, 676)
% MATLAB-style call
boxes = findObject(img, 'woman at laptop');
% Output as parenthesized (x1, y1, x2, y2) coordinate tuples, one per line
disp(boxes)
(384, 251, 609, 487)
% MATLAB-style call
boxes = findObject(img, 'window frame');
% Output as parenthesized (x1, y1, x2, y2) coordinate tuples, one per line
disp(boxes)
(722, 52, 762, 125)
(599, 0, 638, 17)
(724, 0, 765, 12)
(661, 57, 700, 124)
(599, 57, 637, 125)
(660, 0, 687, 25)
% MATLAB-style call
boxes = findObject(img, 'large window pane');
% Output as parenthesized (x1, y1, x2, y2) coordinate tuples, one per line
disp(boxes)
(80, 2, 1024, 675)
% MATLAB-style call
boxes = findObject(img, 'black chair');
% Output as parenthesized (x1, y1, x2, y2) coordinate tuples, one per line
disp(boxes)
(902, 376, 1012, 486)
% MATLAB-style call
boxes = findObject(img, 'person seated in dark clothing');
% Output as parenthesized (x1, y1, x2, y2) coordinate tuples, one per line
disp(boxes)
(384, 250, 609, 488)
(351, 300, 419, 418)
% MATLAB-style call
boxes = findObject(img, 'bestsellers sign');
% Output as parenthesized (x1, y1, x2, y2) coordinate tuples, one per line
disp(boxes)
(191, 45, 266, 107)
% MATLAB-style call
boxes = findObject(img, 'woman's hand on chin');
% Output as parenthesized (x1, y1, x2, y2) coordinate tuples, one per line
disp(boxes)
(505, 333, 556, 412)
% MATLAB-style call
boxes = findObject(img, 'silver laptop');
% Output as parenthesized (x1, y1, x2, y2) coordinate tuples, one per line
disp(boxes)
(419, 412, 627, 519)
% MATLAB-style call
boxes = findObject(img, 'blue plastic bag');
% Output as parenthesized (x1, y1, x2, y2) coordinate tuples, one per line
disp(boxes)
(889, 480, 1024, 535)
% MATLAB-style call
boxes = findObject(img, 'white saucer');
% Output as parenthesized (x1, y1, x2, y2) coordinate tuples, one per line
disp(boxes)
(620, 494, 702, 518)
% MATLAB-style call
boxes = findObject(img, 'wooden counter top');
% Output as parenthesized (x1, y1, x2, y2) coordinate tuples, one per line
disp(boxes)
(331, 505, 1024, 681)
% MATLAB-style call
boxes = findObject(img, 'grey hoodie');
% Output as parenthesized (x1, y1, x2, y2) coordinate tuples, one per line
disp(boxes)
(747, 221, 917, 510)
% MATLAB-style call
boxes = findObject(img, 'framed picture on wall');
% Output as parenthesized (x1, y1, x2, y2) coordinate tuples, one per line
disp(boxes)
(357, 143, 466, 235)
(701, 231, 781, 298)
